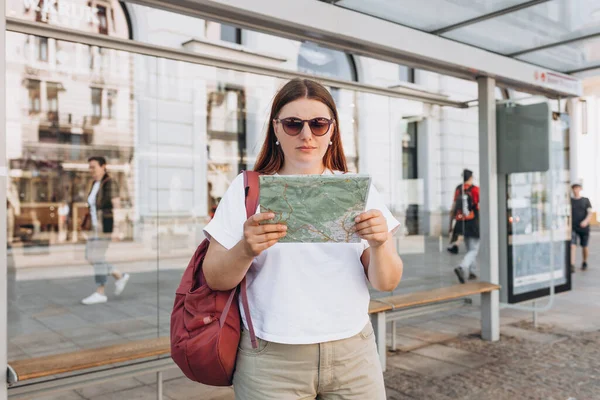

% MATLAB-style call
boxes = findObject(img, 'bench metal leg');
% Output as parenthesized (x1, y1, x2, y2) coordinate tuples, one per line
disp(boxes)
(391, 320, 397, 351)
(157, 371, 163, 400)
(371, 312, 386, 372)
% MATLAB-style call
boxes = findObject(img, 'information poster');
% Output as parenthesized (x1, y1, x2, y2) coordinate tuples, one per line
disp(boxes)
(505, 112, 572, 302)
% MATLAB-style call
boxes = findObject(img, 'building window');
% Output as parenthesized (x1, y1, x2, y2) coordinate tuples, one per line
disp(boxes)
(37, 37, 48, 62)
(402, 121, 419, 235)
(399, 65, 415, 83)
(46, 82, 60, 123)
(107, 89, 116, 119)
(27, 79, 41, 114)
(91, 87, 103, 124)
(97, 5, 109, 35)
(297, 42, 357, 82)
(402, 122, 418, 180)
(220, 24, 241, 44)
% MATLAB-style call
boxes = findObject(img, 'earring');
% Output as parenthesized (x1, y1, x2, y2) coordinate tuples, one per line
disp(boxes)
(329, 141, 333, 146)
(276, 140, 280, 146)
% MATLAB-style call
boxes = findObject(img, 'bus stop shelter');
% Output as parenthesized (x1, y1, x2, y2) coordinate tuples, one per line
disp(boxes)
(1, 0, 592, 398)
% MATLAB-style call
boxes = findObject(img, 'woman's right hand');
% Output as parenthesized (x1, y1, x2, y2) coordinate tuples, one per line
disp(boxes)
(242, 213, 287, 257)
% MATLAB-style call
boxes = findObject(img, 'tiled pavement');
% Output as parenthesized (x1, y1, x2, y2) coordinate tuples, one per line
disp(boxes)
(8, 231, 600, 399)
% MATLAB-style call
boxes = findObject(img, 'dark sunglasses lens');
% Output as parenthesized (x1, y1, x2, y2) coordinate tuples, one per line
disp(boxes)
(309, 119, 331, 136)
(281, 120, 303, 135)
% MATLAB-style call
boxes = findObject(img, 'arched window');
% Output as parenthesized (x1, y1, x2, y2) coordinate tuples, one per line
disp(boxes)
(297, 42, 357, 82)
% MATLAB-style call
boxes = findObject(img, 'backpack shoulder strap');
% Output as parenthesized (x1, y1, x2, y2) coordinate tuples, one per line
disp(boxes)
(243, 171, 260, 219)
(240, 170, 259, 349)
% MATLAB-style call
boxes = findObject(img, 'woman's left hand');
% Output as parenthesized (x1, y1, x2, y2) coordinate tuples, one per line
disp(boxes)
(355, 210, 389, 248)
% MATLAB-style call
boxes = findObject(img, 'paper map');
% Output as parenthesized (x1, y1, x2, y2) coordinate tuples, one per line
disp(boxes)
(259, 175, 371, 243)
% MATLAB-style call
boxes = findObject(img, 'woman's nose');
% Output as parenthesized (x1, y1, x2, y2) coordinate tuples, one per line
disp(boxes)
(298, 122, 312, 139)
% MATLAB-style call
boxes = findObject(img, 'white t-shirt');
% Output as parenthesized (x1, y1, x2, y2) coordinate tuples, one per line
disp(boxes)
(203, 170, 400, 344)
(88, 181, 101, 229)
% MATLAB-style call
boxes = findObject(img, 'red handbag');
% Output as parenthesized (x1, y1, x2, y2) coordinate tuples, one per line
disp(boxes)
(170, 171, 259, 386)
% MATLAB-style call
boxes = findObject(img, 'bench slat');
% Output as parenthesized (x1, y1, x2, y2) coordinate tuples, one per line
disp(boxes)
(369, 282, 500, 314)
(8, 337, 170, 382)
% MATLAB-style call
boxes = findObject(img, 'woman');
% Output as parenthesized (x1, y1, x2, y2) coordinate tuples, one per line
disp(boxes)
(81, 156, 130, 305)
(203, 78, 403, 399)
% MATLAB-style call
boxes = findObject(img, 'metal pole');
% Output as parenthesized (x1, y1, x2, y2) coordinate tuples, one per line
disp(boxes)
(1, 1, 8, 398)
(370, 313, 387, 372)
(157, 371, 163, 400)
(391, 321, 397, 351)
(477, 77, 500, 342)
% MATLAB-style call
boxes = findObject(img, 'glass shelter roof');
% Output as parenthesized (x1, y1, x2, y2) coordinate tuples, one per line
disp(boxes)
(329, 0, 600, 74)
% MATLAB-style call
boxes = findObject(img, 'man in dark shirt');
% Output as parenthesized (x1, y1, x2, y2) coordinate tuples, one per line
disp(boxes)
(571, 183, 593, 272)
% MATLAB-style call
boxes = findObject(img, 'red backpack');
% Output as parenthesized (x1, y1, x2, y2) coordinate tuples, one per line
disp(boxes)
(170, 171, 259, 386)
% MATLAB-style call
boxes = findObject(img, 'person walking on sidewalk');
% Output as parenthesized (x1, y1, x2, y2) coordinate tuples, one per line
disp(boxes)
(80, 156, 130, 305)
(450, 169, 480, 284)
(571, 183, 593, 272)
(202, 78, 403, 399)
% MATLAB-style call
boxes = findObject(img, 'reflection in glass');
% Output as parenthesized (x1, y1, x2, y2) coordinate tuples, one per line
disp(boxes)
(6, 27, 143, 367)
(4, 3, 483, 378)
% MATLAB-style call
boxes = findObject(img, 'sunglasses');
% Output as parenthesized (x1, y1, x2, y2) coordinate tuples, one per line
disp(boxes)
(274, 117, 334, 137)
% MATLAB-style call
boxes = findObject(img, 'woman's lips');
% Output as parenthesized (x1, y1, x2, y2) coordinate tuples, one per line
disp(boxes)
(297, 146, 317, 152)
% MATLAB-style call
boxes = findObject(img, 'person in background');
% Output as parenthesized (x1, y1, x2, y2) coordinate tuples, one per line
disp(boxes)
(6, 181, 20, 246)
(571, 183, 593, 272)
(450, 169, 480, 284)
(81, 156, 130, 305)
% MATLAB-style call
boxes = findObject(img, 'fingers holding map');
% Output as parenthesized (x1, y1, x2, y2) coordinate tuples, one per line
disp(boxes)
(259, 175, 371, 243)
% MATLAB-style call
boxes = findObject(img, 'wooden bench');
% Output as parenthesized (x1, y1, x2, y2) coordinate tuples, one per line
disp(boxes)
(7, 283, 499, 397)
(368, 281, 500, 371)
(7, 337, 172, 399)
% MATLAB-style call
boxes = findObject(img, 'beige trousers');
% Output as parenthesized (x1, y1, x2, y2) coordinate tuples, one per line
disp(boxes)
(233, 322, 386, 400)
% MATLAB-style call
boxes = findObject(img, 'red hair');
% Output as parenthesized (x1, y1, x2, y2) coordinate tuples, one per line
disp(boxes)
(254, 78, 348, 174)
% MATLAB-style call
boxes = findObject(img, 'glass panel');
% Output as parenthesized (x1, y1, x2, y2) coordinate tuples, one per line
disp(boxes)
(336, 0, 528, 32)
(6, 31, 364, 375)
(516, 37, 600, 72)
(5, 0, 511, 375)
(443, 0, 600, 55)
(6, 30, 160, 370)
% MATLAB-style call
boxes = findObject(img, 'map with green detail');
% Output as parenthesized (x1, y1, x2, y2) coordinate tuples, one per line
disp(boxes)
(259, 175, 371, 243)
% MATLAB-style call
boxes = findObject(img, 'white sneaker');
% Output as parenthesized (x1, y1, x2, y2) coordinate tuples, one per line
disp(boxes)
(114, 273, 130, 296)
(81, 292, 107, 305)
